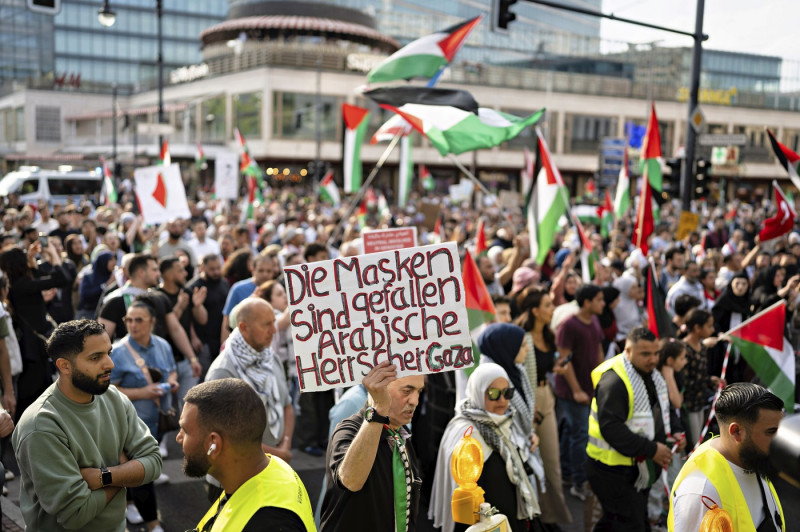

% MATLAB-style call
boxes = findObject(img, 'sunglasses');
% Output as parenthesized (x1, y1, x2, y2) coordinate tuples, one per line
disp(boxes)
(486, 387, 515, 401)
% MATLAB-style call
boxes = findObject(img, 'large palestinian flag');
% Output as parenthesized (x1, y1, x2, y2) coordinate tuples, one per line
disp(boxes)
(767, 129, 800, 191)
(342, 103, 370, 193)
(319, 170, 340, 207)
(641, 102, 663, 192)
(727, 301, 795, 412)
(614, 147, 631, 218)
(527, 128, 569, 265)
(366, 15, 482, 84)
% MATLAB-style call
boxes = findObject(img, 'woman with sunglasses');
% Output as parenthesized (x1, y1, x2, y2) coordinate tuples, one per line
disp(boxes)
(110, 300, 177, 532)
(429, 362, 542, 532)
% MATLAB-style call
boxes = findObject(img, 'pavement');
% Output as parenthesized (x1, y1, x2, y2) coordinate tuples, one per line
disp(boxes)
(1, 438, 799, 531)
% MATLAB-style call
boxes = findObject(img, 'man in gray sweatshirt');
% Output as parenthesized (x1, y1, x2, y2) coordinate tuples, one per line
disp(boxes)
(12, 319, 162, 531)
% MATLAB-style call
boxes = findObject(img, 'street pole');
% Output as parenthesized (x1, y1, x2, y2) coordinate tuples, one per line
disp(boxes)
(680, 0, 705, 212)
(112, 83, 118, 175)
(156, 0, 164, 150)
(315, 56, 322, 195)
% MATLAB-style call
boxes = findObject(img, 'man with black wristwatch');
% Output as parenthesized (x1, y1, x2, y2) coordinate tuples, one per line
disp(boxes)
(12, 320, 162, 531)
(320, 361, 425, 532)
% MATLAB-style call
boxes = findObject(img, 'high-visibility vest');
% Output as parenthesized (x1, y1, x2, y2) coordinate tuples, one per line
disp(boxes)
(586, 355, 638, 466)
(667, 439, 785, 532)
(196, 455, 316, 532)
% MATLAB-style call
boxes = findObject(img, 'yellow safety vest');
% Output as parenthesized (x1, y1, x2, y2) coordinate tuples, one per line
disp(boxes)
(586, 355, 637, 466)
(196, 454, 317, 532)
(668, 439, 785, 532)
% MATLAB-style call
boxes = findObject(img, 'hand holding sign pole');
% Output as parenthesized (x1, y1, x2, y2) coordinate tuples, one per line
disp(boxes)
(285, 242, 474, 392)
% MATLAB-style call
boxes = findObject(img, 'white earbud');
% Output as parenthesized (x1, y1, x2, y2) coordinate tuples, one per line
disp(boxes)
(207, 443, 217, 456)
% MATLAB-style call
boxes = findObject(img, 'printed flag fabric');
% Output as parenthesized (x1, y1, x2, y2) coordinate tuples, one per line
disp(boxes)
(614, 146, 631, 219)
(640, 102, 663, 192)
(759, 181, 796, 242)
(370, 114, 412, 144)
(767, 129, 800, 191)
(521, 146, 534, 197)
(366, 15, 482, 84)
(159, 140, 171, 167)
(101, 158, 117, 206)
(462, 250, 496, 375)
(234, 128, 265, 201)
(474, 219, 487, 256)
(420, 164, 435, 191)
(133, 164, 190, 224)
(727, 301, 795, 412)
(527, 128, 569, 265)
(633, 173, 654, 256)
(646, 264, 673, 339)
(343, 103, 370, 193)
(356, 201, 367, 230)
(600, 190, 614, 238)
(398, 134, 414, 207)
(195, 143, 207, 170)
(240, 175, 256, 223)
(319, 170, 340, 207)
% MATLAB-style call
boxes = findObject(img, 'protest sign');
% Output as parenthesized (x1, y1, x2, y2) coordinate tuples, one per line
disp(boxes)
(419, 200, 441, 231)
(214, 150, 239, 199)
(133, 163, 190, 225)
(677, 211, 700, 240)
(363, 227, 418, 254)
(285, 242, 474, 392)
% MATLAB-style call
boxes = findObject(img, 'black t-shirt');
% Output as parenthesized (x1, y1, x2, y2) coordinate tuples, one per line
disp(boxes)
(48, 227, 78, 244)
(98, 289, 174, 353)
(320, 411, 421, 532)
(155, 286, 192, 362)
(187, 275, 229, 358)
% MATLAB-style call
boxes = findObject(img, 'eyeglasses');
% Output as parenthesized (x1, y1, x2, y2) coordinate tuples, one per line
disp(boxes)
(123, 317, 148, 324)
(486, 387, 515, 401)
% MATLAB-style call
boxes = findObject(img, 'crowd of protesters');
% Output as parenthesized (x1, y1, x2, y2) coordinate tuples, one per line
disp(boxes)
(0, 178, 796, 531)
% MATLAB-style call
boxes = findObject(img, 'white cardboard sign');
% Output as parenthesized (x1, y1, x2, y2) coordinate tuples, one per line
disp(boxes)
(214, 151, 239, 199)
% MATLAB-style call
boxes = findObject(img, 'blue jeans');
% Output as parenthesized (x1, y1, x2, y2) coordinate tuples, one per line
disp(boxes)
(175, 359, 197, 413)
(557, 397, 590, 487)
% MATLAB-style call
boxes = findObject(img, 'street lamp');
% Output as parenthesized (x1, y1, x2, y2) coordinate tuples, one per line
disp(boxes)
(97, 0, 115, 27)
(98, 0, 165, 153)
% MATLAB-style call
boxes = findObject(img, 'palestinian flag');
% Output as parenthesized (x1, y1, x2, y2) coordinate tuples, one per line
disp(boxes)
(633, 174, 654, 255)
(100, 158, 117, 206)
(159, 140, 171, 166)
(585, 178, 596, 197)
(378, 192, 391, 220)
(727, 300, 795, 412)
(370, 114, 411, 144)
(365, 187, 378, 209)
(572, 204, 602, 226)
(759, 180, 796, 242)
(527, 128, 569, 265)
(366, 87, 479, 114)
(645, 262, 673, 338)
(641, 103, 663, 192)
(614, 146, 631, 219)
(195, 143, 207, 170)
(343, 103, 370, 193)
(366, 15, 482, 84)
(600, 190, 614, 238)
(767, 129, 800, 191)
(356, 201, 367, 230)
(319, 170, 340, 207)
(572, 214, 594, 284)
(521, 146, 534, 196)
(398, 134, 414, 207)
(234, 128, 265, 201)
(240, 175, 256, 222)
(420, 164, 435, 191)
(474, 219, 487, 256)
(462, 250, 496, 376)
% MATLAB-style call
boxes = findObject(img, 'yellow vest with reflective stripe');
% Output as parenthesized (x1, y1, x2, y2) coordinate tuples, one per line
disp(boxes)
(667, 439, 784, 532)
(586, 355, 637, 466)
(196, 454, 316, 532)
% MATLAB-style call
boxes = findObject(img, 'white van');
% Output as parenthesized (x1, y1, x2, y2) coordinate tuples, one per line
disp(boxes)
(0, 166, 105, 205)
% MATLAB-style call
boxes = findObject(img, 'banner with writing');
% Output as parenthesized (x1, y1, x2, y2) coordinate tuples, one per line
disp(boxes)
(285, 242, 473, 392)
(363, 227, 418, 254)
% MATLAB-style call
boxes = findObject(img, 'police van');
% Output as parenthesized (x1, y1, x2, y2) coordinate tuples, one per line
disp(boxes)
(0, 166, 106, 205)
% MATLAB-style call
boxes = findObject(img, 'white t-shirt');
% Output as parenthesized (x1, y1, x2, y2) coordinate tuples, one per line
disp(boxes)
(672, 460, 781, 531)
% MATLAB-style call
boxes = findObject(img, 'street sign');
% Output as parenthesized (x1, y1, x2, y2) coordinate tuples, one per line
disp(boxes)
(690, 106, 705, 134)
(711, 146, 740, 166)
(698, 133, 747, 146)
(136, 123, 175, 136)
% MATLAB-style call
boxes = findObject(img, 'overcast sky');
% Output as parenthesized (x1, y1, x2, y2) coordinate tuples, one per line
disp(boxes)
(600, 0, 798, 62)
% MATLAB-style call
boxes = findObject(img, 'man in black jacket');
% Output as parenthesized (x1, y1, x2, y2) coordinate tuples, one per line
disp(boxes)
(585, 327, 685, 531)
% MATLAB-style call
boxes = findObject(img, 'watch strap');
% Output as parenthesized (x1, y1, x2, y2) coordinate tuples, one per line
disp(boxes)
(366, 407, 390, 425)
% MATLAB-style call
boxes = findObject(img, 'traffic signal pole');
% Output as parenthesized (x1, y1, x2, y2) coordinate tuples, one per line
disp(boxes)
(498, 0, 708, 211)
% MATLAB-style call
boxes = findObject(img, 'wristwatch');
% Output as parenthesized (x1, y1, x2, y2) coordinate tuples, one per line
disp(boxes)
(100, 466, 112, 487)
(365, 406, 390, 425)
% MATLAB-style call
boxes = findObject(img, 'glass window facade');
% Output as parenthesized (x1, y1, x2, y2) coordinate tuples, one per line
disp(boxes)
(565, 114, 617, 154)
(202, 96, 226, 144)
(234, 92, 262, 138)
(0, 3, 54, 84)
(273, 92, 342, 141)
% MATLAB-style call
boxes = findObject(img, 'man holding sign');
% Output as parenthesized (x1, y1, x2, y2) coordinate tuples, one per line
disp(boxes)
(319, 362, 423, 532)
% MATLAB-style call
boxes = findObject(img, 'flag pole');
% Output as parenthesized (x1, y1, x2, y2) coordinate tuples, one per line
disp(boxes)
(327, 134, 402, 247)
(446, 154, 509, 219)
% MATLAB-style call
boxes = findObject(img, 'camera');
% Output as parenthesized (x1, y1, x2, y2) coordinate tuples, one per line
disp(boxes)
(38, 233, 48, 248)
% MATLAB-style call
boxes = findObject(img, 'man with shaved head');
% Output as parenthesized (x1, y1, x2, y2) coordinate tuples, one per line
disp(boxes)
(203, 297, 293, 501)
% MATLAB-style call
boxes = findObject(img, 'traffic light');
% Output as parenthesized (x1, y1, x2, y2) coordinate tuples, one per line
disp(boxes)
(492, 0, 518, 32)
(694, 158, 710, 199)
(26, 0, 61, 15)
(665, 158, 683, 196)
